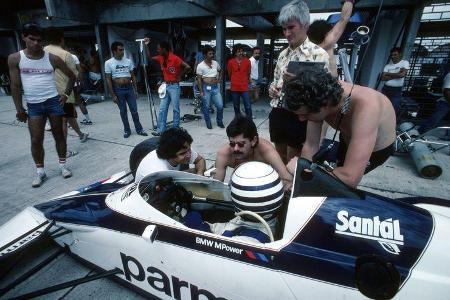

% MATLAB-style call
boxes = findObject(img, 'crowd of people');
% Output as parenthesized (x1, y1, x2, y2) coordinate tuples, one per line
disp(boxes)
(8, 0, 447, 192)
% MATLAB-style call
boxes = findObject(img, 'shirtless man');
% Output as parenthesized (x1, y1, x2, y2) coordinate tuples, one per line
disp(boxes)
(214, 115, 293, 190)
(284, 68, 396, 188)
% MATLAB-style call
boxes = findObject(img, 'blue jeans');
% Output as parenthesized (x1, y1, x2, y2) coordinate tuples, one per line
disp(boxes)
(231, 91, 252, 119)
(157, 83, 180, 133)
(201, 83, 223, 126)
(26, 95, 64, 117)
(382, 85, 403, 115)
(418, 100, 450, 134)
(113, 84, 143, 134)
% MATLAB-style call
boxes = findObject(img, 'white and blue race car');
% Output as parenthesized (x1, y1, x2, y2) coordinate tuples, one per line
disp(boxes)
(1, 158, 449, 300)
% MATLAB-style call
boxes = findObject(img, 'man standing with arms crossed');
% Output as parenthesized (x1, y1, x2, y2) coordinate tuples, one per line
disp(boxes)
(105, 41, 147, 138)
(8, 23, 76, 187)
(380, 47, 410, 115)
(144, 38, 191, 136)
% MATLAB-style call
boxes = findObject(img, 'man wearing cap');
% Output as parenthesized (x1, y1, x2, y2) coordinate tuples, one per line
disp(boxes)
(144, 38, 191, 136)
(214, 115, 292, 191)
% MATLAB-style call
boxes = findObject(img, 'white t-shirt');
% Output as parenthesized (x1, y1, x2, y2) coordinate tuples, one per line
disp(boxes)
(135, 149, 199, 182)
(383, 60, 410, 87)
(105, 57, 134, 79)
(196, 60, 220, 78)
(249, 56, 259, 80)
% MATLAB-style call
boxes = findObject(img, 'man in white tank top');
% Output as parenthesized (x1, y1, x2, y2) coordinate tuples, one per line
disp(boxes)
(8, 23, 76, 187)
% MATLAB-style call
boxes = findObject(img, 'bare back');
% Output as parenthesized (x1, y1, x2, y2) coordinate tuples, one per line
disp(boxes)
(325, 82, 396, 151)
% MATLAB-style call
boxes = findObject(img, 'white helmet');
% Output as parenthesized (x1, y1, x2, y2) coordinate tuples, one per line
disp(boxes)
(230, 162, 284, 220)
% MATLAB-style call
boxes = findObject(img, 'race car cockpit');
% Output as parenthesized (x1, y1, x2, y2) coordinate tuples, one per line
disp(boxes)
(137, 162, 287, 244)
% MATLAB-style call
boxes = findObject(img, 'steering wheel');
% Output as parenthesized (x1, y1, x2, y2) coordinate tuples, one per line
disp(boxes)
(235, 211, 274, 242)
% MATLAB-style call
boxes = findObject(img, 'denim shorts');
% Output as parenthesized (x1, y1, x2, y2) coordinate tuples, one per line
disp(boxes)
(27, 95, 64, 118)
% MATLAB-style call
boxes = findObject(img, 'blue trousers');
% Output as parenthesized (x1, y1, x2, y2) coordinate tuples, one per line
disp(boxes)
(157, 83, 180, 133)
(382, 85, 403, 115)
(231, 91, 252, 119)
(113, 84, 143, 134)
(201, 83, 223, 126)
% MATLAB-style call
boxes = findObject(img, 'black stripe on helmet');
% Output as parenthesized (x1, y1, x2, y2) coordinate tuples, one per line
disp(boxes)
(231, 189, 284, 204)
(231, 178, 281, 191)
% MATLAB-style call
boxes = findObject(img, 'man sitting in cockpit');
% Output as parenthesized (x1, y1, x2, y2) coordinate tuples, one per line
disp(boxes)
(184, 162, 285, 243)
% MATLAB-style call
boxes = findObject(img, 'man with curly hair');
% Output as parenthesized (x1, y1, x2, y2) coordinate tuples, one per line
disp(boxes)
(284, 68, 396, 188)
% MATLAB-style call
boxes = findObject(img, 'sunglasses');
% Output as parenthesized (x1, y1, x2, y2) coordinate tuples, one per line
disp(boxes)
(229, 141, 246, 148)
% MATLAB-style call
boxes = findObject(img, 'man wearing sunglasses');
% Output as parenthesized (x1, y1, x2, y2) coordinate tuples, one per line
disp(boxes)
(284, 68, 396, 188)
(214, 116, 293, 191)
(8, 23, 76, 187)
(135, 128, 206, 182)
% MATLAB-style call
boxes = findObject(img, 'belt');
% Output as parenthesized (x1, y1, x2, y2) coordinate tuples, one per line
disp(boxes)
(165, 81, 179, 85)
(113, 81, 132, 87)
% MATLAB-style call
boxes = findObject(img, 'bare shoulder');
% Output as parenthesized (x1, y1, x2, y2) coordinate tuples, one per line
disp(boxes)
(257, 138, 277, 154)
(7, 52, 20, 65)
(216, 144, 231, 158)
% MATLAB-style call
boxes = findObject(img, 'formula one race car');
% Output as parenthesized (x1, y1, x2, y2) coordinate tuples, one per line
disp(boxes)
(1, 158, 450, 300)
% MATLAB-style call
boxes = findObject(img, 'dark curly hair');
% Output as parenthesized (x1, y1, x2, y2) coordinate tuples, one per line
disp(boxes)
(308, 20, 332, 45)
(156, 128, 193, 159)
(284, 68, 343, 113)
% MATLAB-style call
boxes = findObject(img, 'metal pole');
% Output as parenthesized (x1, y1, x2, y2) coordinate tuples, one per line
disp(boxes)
(94, 24, 109, 98)
(338, 49, 353, 84)
(215, 15, 226, 104)
(137, 39, 157, 129)
(14, 31, 22, 51)
(349, 44, 359, 81)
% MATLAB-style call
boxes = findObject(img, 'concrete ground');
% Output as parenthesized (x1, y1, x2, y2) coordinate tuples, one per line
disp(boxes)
(0, 93, 449, 299)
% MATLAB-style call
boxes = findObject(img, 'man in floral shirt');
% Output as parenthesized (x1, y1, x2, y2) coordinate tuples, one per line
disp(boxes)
(268, 0, 329, 164)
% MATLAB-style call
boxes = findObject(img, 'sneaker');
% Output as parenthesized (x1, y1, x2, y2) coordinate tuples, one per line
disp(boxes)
(80, 119, 93, 125)
(67, 150, 79, 158)
(217, 122, 225, 128)
(32, 173, 47, 188)
(61, 166, 72, 179)
(79, 133, 89, 143)
(137, 131, 148, 136)
(206, 123, 212, 129)
(124, 132, 131, 138)
(151, 131, 161, 137)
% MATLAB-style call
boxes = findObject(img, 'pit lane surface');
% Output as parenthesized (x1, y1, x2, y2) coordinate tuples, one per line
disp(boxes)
(0, 94, 449, 299)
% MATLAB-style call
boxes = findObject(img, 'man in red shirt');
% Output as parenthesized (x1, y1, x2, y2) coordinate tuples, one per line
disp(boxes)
(144, 38, 191, 135)
(227, 44, 252, 119)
